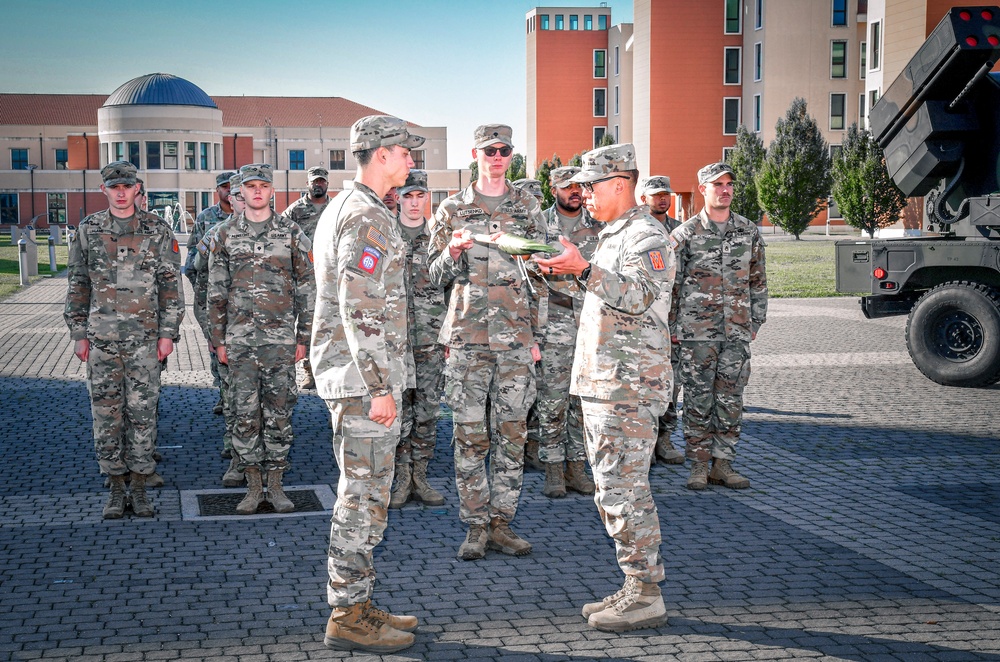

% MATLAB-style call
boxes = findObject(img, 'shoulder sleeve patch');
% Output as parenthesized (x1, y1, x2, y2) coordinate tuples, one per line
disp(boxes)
(366, 226, 388, 251)
(357, 245, 381, 274)
(172, 239, 180, 253)
(648, 249, 666, 271)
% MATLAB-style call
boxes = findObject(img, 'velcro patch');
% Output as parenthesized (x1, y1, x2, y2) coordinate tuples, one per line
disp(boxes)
(648, 250, 666, 271)
(458, 208, 485, 217)
(366, 226, 388, 251)
(308, 250, 314, 263)
(358, 246, 381, 274)
(172, 239, 179, 253)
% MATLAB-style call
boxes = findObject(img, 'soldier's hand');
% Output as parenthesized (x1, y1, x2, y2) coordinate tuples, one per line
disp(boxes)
(157, 338, 174, 362)
(217, 345, 228, 365)
(74, 339, 90, 362)
(534, 236, 588, 276)
(369, 394, 397, 428)
(531, 343, 541, 362)
(448, 229, 474, 261)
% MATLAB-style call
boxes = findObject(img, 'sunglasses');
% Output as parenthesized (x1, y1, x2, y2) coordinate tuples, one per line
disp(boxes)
(581, 175, 628, 192)
(482, 146, 513, 158)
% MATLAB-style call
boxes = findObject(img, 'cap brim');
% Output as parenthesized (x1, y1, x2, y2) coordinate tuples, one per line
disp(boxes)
(702, 170, 735, 184)
(401, 134, 425, 149)
(569, 169, 608, 184)
(398, 185, 428, 195)
(104, 178, 137, 186)
(475, 138, 514, 150)
(241, 176, 271, 184)
(643, 187, 671, 195)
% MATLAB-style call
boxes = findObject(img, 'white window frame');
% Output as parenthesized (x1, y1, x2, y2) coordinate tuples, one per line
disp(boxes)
(860, 41, 867, 79)
(724, 47, 742, 85)
(870, 21, 882, 71)
(754, 42, 762, 81)
(753, 94, 762, 133)
(593, 126, 607, 148)
(593, 88, 607, 118)
(755, 0, 763, 29)
(723, 97, 741, 135)
(832, 0, 848, 27)
(859, 92, 866, 130)
(723, 147, 736, 162)
(614, 85, 620, 116)
(831, 40, 848, 79)
(724, 0, 742, 34)
(830, 93, 847, 131)
(594, 49, 607, 79)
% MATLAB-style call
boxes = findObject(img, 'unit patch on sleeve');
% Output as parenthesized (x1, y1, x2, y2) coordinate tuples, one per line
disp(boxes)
(648, 249, 666, 271)
(358, 246, 382, 274)
(366, 226, 388, 252)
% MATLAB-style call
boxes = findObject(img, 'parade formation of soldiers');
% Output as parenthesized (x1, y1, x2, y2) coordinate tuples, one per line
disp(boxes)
(64, 115, 767, 653)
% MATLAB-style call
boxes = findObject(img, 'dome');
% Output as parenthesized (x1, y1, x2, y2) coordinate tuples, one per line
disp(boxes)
(104, 73, 217, 109)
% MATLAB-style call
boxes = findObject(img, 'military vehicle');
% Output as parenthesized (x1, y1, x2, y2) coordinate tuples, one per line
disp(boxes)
(835, 6, 1000, 387)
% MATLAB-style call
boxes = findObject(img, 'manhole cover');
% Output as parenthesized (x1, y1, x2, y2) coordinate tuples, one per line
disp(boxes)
(198, 489, 324, 516)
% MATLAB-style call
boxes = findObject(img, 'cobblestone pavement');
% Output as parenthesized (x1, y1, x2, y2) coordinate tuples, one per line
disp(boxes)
(1, 270, 998, 662)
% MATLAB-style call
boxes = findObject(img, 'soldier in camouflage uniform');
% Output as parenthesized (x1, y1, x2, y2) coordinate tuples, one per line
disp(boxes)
(428, 123, 545, 561)
(389, 169, 448, 509)
(536, 144, 673, 633)
(65, 161, 184, 519)
(187, 171, 236, 416)
(638, 176, 686, 466)
(511, 178, 544, 204)
(313, 116, 424, 654)
(534, 166, 600, 498)
(670, 163, 767, 490)
(207, 164, 314, 515)
(194, 173, 245, 486)
(281, 166, 331, 390)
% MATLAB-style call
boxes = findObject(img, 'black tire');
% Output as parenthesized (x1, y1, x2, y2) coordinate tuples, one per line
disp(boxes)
(905, 281, 1000, 387)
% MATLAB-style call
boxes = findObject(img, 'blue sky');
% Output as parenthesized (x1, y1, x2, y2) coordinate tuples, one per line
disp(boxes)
(2, 0, 633, 169)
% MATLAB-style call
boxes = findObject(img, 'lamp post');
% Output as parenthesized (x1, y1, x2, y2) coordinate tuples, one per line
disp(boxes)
(26, 164, 38, 220)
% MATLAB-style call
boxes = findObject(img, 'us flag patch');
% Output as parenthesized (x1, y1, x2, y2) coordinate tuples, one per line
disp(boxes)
(358, 246, 381, 274)
(366, 227, 388, 251)
(648, 250, 666, 271)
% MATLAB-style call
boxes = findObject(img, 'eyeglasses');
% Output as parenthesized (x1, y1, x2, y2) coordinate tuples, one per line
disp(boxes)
(482, 146, 512, 158)
(581, 175, 628, 192)
(233, 194, 245, 201)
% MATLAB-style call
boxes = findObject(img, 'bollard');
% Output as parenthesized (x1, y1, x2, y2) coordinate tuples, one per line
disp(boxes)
(18, 238, 30, 286)
(48, 235, 57, 272)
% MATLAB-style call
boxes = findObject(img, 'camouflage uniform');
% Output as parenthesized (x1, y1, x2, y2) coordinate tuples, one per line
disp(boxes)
(313, 116, 422, 608)
(65, 188, 184, 477)
(281, 192, 330, 240)
(185, 171, 235, 282)
(207, 207, 314, 472)
(670, 208, 767, 463)
(428, 179, 545, 527)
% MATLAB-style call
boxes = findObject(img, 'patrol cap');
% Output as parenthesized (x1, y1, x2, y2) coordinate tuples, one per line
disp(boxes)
(549, 166, 581, 189)
(228, 173, 242, 190)
(307, 166, 328, 182)
(570, 144, 638, 184)
(101, 161, 138, 186)
(512, 178, 543, 200)
(216, 171, 237, 186)
(474, 124, 514, 149)
(240, 163, 273, 184)
(697, 162, 735, 185)
(639, 176, 674, 196)
(351, 115, 425, 152)
(136, 177, 146, 196)
(398, 169, 428, 196)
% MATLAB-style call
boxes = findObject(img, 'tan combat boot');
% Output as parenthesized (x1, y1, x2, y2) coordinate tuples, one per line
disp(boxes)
(299, 360, 316, 390)
(103, 474, 127, 519)
(587, 577, 667, 632)
(709, 458, 750, 489)
(222, 457, 243, 487)
(129, 472, 154, 517)
(410, 459, 445, 506)
(324, 601, 414, 653)
(654, 434, 685, 465)
(457, 523, 488, 561)
(487, 517, 532, 556)
(236, 467, 264, 515)
(266, 469, 295, 513)
(146, 471, 164, 488)
(363, 599, 419, 632)
(582, 575, 637, 619)
(687, 461, 709, 490)
(564, 460, 595, 495)
(542, 461, 566, 498)
(388, 463, 412, 509)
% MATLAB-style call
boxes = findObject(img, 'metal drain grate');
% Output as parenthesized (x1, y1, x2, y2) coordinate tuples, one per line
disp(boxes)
(197, 489, 324, 516)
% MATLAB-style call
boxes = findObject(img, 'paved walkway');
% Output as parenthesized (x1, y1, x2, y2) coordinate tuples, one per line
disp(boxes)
(1, 273, 999, 661)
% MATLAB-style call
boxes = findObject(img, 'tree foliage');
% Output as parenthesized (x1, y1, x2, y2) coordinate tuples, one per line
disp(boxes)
(756, 98, 833, 239)
(534, 154, 564, 209)
(728, 125, 766, 223)
(831, 123, 907, 238)
(597, 132, 616, 148)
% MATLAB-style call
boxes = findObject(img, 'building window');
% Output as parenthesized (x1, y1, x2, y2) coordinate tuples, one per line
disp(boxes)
(725, 0, 741, 34)
(614, 46, 620, 75)
(724, 47, 741, 84)
(47, 192, 66, 224)
(112, 142, 124, 163)
(599, 14, 607, 30)
(831, 41, 847, 78)
(614, 85, 620, 116)
(594, 127, 606, 148)
(755, 0, 763, 29)
(830, 144, 843, 161)
(432, 191, 448, 214)
(614, 124, 619, 141)
(594, 50, 607, 78)
(411, 150, 425, 169)
(11, 148, 28, 170)
(540, 14, 549, 30)
(163, 142, 178, 169)
(830, 93, 846, 130)
(556, 14, 564, 30)
(870, 21, 881, 70)
(0, 193, 18, 224)
(723, 147, 736, 162)
(594, 88, 607, 117)
(870, 89, 880, 111)
(201, 192, 211, 210)
(859, 92, 866, 130)
(201, 143, 212, 169)
(754, 42, 762, 80)
(289, 150, 305, 170)
(832, 0, 847, 26)
(585, 14, 593, 30)
(147, 142, 161, 169)
(570, 14, 578, 30)
(860, 41, 867, 79)
(127, 142, 139, 168)
(329, 149, 346, 170)
(724, 98, 741, 135)
(185, 142, 196, 169)
(55, 149, 68, 170)
(753, 94, 762, 132)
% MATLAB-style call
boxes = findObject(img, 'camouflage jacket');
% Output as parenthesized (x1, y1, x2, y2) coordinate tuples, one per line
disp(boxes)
(185, 203, 230, 275)
(311, 182, 414, 399)
(192, 219, 232, 342)
(571, 206, 675, 404)
(428, 183, 546, 350)
(64, 209, 184, 342)
(670, 209, 768, 342)
(280, 194, 330, 241)
(400, 219, 446, 348)
(207, 212, 314, 348)
(540, 205, 601, 346)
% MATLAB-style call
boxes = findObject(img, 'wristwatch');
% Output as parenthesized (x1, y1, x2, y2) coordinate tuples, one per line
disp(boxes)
(580, 264, 592, 281)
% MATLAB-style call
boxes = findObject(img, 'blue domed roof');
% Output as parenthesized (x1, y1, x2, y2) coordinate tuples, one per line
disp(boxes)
(104, 73, 217, 108)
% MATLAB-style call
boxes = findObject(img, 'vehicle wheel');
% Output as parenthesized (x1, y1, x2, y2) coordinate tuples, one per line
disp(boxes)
(905, 281, 1000, 387)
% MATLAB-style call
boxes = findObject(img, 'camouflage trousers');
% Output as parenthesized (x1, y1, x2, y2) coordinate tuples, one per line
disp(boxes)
(86, 338, 161, 476)
(531, 342, 585, 463)
(325, 394, 399, 607)
(656, 341, 683, 440)
(580, 397, 666, 583)
(679, 341, 751, 462)
(397, 344, 445, 465)
(445, 346, 536, 525)
(226, 343, 298, 472)
(217, 357, 235, 452)
(210, 344, 221, 388)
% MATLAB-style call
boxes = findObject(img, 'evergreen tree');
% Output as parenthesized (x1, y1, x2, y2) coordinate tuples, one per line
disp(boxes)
(756, 98, 833, 239)
(728, 125, 766, 223)
(506, 153, 527, 182)
(597, 132, 616, 147)
(831, 123, 906, 238)
(534, 154, 563, 209)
